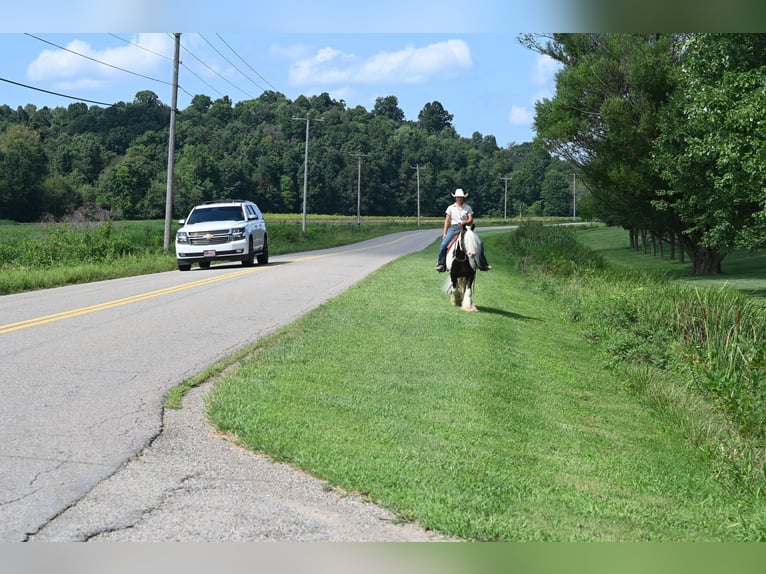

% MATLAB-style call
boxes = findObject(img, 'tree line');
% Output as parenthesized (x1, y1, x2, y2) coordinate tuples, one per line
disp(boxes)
(0, 88, 577, 227)
(522, 33, 766, 275)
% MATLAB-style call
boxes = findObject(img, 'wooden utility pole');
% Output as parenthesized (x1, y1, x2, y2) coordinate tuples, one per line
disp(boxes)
(163, 33, 180, 253)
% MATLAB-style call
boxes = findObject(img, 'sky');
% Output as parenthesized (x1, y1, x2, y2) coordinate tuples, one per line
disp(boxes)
(0, 1, 585, 147)
(0, 31, 560, 147)
(1, 1, 751, 147)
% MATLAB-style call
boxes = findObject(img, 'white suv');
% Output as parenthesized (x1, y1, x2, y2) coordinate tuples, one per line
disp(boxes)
(175, 200, 268, 271)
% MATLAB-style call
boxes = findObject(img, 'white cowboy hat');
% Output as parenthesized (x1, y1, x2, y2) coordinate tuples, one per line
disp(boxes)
(452, 188, 468, 198)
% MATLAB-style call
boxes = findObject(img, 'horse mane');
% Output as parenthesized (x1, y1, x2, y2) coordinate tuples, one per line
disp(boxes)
(462, 227, 480, 257)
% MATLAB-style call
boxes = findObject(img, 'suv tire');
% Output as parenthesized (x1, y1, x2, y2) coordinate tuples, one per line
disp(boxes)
(256, 236, 269, 265)
(241, 237, 255, 267)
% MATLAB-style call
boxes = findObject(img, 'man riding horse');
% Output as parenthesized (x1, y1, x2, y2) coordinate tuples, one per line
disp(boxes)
(435, 188, 491, 273)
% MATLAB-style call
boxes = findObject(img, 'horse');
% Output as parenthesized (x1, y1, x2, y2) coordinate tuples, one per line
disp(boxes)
(443, 225, 480, 311)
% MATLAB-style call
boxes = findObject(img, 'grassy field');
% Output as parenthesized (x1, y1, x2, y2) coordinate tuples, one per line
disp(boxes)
(0, 216, 441, 294)
(6, 217, 766, 540)
(575, 225, 766, 301)
(0, 215, 557, 294)
(202, 230, 766, 541)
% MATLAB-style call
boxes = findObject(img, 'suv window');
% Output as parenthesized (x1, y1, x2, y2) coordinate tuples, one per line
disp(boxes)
(187, 206, 244, 224)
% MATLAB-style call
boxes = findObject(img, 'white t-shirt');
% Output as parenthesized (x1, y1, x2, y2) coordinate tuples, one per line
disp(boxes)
(445, 202, 473, 226)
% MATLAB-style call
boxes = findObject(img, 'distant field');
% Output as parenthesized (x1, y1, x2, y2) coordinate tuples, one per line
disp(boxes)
(575, 225, 766, 300)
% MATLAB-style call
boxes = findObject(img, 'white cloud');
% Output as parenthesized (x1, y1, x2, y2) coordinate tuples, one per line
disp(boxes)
(288, 39, 472, 86)
(531, 53, 559, 85)
(508, 105, 533, 126)
(26, 34, 172, 84)
(505, 53, 559, 132)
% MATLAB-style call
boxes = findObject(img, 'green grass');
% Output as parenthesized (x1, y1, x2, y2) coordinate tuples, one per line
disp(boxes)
(575, 225, 766, 300)
(0, 217, 442, 294)
(203, 232, 766, 541)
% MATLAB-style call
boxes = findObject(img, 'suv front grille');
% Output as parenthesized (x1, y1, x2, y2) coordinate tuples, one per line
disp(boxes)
(188, 230, 231, 245)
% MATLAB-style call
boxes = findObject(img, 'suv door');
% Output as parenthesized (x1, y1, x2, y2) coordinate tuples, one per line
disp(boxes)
(246, 203, 266, 250)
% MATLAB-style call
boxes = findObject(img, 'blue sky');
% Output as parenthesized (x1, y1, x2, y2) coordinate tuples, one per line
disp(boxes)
(0, 1, 582, 147)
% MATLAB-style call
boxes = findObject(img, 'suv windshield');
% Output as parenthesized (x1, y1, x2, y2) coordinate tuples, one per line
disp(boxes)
(186, 206, 244, 224)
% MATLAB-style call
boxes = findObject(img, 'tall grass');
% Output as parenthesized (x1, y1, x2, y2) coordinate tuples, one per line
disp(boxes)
(505, 223, 766, 496)
(0, 218, 439, 294)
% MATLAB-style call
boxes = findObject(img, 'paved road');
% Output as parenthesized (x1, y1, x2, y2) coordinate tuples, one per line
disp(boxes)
(1, 229, 454, 542)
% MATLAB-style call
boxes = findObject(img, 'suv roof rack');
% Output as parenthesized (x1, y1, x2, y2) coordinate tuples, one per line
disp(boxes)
(201, 199, 248, 205)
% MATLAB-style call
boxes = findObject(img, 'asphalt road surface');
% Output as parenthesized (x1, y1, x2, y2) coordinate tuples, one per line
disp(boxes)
(1, 229, 456, 542)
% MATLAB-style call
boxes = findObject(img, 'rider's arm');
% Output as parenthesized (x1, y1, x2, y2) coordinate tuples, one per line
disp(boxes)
(443, 213, 451, 237)
(463, 212, 474, 227)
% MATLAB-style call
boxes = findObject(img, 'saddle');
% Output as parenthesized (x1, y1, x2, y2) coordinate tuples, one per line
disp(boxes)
(447, 224, 475, 254)
(447, 233, 461, 253)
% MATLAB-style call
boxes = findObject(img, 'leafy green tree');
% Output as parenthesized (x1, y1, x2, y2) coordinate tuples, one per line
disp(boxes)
(0, 124, 48, 221)
(523, 34, 685, 263)
(97, 145, 156, 218)
(541, 160, 575, 217)
(373, 96, 405, 122)
(653, 34, 766, 273)
(417, 101, 454, 134)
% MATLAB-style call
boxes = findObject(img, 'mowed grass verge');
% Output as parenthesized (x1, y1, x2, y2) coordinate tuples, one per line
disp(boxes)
(575, 225, 766, 300)
(205, 232, 766, 541)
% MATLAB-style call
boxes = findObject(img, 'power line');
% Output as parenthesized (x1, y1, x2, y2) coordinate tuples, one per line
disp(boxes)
(14, 33, 271, 111)
(0, 76, 117, 107)
(25, 33, 173, 87)
(199, 33, 268, 92)
(180, 37, 254, 99)
(215, 33, 279, 92)
(108, 33, 173, 61)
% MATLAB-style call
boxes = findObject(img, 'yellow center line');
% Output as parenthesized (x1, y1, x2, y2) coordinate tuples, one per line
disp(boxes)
(0, 233, 417, 335)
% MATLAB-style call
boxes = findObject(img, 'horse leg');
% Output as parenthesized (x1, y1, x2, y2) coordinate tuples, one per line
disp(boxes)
(461, 274, 477, 312)
(449, 274, 460, 306)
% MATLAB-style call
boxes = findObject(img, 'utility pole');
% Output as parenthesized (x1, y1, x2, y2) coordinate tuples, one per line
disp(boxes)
(500, 176, 511, 222)
(292, 112, 322, 232)
(163, 32, 180, 253)
(411, 164, 421, 227)
(351, 152, 370, 225)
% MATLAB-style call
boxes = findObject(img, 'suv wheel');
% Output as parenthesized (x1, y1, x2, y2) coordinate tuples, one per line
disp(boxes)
(242, 237, 255, 267)
(178, 263, 191, 271)
(257, 236, 269, 265)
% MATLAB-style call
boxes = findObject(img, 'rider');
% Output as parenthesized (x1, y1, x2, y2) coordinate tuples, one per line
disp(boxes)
(435, 188, 491, 272)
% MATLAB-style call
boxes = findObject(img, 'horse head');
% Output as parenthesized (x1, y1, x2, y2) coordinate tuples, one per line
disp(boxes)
(459, 226, 479, 262)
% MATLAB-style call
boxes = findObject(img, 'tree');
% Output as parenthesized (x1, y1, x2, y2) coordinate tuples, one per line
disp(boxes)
(0, 124, 48, 221)
(653, 34, 766, 273)
(373, 96, 405, 122)
(417, 101, 453, 134)
(523, 34, 689, 266)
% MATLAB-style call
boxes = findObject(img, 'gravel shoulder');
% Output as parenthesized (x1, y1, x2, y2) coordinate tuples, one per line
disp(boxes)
(31, 374, 455, 542)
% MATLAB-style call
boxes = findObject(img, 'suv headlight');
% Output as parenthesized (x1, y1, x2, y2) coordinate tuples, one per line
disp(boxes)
(230, 227, 246, 240)
(176, 231, 189, 244)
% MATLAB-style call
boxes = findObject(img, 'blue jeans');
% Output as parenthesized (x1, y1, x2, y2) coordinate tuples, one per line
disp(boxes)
(437, 225, 462, 264)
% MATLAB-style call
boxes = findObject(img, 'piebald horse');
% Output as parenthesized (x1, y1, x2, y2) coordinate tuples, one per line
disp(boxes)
(443, 225, 480, 311)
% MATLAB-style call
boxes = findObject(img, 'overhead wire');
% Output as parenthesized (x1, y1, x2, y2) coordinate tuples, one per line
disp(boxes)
(24, 33, 174, 88)
(199, 33, 267, 92)
(13, 33, 279, 109)
(0, 76, 116, 107)
(216, 33, 279, 92)
(180, 36, 255, 99)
